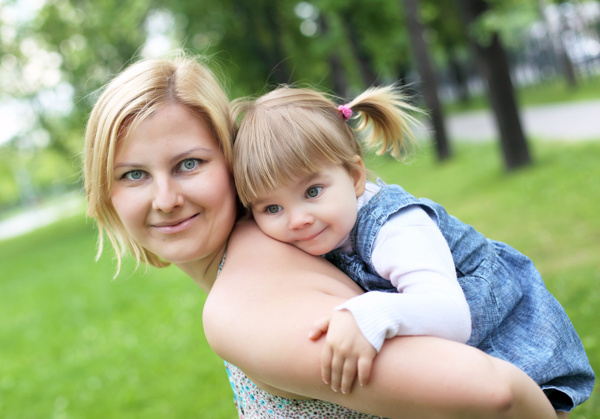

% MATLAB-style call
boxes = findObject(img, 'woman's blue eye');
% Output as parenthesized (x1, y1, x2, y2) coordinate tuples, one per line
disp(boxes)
(124, 170, 144, 181)
(266, 205, 282, 214)
(180, 159, 199, 171)
(306, 186, 322, 198)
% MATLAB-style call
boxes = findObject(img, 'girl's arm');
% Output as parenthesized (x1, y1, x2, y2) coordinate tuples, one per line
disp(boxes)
(203, 220, 558, 419)
(336, 205, 471, 351)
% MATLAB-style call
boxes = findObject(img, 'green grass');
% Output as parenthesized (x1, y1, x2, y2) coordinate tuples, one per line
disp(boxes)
(0, 215, 236, 418)
(1, 140, 599, 418)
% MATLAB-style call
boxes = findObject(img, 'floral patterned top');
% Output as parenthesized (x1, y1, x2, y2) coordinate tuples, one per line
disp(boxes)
(225, 362, 384, 418)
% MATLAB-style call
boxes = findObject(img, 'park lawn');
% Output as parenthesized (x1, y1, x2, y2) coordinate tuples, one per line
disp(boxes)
(0, 216, 236, 418)
(1, 140, 598, 418)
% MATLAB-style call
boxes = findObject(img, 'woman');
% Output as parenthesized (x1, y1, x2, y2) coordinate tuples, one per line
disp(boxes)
(84, 52, 564, 418)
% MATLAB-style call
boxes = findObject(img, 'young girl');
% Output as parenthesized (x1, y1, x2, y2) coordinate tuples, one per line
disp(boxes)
(231, 85, 594, 412)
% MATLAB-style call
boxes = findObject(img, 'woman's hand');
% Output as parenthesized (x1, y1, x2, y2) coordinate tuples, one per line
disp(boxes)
(309, 310, 377, 394)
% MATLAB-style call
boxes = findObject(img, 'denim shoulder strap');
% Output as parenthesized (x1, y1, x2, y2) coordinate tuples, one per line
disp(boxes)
(350, 181, 440, 269)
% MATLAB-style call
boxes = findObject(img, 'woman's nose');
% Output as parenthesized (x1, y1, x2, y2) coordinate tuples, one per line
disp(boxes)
(152, 177, 183, 212)
(288, 208, 314, 230)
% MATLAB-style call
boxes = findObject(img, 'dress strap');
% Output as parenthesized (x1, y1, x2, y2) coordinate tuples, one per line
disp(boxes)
(217, 248, 227, 277)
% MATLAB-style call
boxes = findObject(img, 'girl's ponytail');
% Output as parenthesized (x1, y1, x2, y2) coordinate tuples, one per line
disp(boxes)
(344, 85, 422, 160)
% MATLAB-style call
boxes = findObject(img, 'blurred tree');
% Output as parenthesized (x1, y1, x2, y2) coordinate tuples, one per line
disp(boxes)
(456, 0, 532, 170)
(539, 0, 577, 88)
(402, 0, 451, 160)
(316, 11, 350, 95)
(308, 0, 415, 94)
(5, 0, 586, 211)
(338, 7, 379, 87)
(170, 0, 304, 96)
(2, 0, 154, 172)
(422, 0, 472, 103)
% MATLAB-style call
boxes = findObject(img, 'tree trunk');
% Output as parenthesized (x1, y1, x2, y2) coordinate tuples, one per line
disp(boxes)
(339, 10, 378, 87)
(232, 0, 291, 85)
(446, 46, 470, 103)
(402, 0, 451, 160)
(456, 0, 532, 170)
(262, 3, 291, 84)
(319, 13, 349, 96)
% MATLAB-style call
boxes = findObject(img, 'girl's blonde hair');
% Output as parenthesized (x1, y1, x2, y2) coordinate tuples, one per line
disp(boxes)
(232, 85, 421, 207)
(84, 52, 233, 275)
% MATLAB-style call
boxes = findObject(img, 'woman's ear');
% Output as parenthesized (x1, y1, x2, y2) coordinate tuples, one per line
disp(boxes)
(350, 156, 367, 197)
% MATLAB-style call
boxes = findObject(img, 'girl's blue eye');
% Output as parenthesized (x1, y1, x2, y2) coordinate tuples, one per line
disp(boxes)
(123, 170, 144, 181)
(180, 159, 200, 172)
(305, 186, 322, 198)
(266, 205, 282, 214)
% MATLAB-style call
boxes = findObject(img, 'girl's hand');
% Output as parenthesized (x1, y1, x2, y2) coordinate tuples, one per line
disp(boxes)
(308, 310, 377, 394)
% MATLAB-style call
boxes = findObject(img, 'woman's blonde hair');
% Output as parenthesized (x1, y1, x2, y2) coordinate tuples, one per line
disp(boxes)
(84, 52, 233, 275)
(232, 85, 421, 207)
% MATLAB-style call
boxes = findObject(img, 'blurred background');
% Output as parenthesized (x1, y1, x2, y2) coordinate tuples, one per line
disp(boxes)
(0, 0, 599, 418)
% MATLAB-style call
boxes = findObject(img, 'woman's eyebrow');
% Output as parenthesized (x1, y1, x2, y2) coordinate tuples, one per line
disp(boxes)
(169, 146, 215, 164)
(114, 146, 215, 170)
(113, 162, 142, 170)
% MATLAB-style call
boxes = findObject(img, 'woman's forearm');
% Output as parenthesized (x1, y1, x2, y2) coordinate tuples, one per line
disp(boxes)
(204, 221, 557, 419)
(330, 336, 558, 419)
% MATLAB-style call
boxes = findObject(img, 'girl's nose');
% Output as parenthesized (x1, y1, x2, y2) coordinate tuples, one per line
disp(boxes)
(288, 208, 314, 230)
(152, 177, 183, 212)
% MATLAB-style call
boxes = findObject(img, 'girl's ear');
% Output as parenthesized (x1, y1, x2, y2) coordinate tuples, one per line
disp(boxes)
(350, 156, 367, 197)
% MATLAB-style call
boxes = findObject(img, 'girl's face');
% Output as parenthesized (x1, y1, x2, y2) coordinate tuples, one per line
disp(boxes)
(250, 163, 365, 256)
(110, 103, 237, 266)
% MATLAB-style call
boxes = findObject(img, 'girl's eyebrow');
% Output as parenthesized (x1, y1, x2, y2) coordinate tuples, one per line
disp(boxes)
(252, 171, 324, 208)
(302, 172, 322, 184)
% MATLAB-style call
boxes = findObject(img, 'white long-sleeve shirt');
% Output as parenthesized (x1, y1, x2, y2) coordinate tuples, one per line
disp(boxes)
(334, 183, 471, 352)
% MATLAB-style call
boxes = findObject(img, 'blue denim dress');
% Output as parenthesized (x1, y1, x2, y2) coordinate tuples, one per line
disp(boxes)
(325, 182, 594, 411)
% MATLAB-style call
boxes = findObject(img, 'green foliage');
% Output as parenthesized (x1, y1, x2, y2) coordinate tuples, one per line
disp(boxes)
(1, 140, 598, 417)
(3, 0, 598, 207)
(468, 4, 538, 48)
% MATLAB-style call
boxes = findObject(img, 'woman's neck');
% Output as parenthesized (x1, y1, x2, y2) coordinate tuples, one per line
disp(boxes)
(175, 244, 227, 293)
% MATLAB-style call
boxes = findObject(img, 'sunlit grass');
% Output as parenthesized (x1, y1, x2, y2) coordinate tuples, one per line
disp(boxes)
(0, 214, 236, 418)
(1, 140, 598, 418)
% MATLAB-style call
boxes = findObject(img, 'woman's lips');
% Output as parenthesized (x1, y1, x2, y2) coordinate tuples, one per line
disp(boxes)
(152, 214, 199, 234)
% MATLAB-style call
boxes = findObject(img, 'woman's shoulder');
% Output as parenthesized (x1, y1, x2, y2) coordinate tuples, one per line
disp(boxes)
(219, 219, 361, 295)
(204, 220, 360, 323)
(202, 220, 362, 393)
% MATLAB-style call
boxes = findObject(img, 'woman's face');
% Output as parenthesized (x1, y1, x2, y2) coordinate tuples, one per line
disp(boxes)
(110, 103, 237, 265)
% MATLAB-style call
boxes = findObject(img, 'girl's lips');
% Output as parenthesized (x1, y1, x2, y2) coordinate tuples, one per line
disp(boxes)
(152, 214, 199, 234)
(298, 228, 326, 242)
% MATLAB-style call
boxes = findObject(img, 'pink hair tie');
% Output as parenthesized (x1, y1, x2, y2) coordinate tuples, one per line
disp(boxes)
(337, 104, 353, 121)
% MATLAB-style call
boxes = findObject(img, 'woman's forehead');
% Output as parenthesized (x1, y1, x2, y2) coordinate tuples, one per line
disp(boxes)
(116, 104, 220, 157)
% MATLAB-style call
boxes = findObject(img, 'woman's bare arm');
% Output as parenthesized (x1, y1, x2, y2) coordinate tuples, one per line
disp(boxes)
(203, 220, 558, 419)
